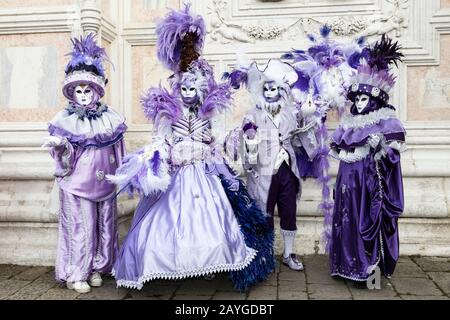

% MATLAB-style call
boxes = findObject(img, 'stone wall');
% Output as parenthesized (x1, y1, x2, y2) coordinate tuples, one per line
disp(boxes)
(1, 0, 450, 266)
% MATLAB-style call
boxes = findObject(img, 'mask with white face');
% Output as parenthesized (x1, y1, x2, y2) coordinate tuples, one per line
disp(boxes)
(180, 84, 200, 106)
(355, 94, 370, 114)
(263, 82, 281, 103)
(74, 85, 94, 107)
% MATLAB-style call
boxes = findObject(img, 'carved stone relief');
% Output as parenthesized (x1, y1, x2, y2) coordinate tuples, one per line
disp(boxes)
(207, 0, 409, 44)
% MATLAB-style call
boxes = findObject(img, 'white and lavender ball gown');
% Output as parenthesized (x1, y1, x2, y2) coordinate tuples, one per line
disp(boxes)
(109, 108, 275, 291)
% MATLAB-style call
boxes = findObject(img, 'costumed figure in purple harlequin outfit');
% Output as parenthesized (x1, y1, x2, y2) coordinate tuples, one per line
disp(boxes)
(107, 4, 275, 292)
(328, 35, 406, 287)
(42, 33, 127, 294)
(223, 57, 319, 271)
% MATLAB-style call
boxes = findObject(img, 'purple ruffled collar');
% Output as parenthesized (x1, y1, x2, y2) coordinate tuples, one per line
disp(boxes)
(49, 106, 127, 148)
(332, 107, 405, 150)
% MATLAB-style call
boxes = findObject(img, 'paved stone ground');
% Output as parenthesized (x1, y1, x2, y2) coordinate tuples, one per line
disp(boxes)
(1, 255, 449, 300)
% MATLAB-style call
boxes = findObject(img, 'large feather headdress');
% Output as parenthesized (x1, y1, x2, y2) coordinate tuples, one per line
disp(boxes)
(223, 55, 298, 108)
(156, 3, 206, 73)
(63, 33, 110, 99)
(282, 25, 362, 113)
(347, 34, 404, 104)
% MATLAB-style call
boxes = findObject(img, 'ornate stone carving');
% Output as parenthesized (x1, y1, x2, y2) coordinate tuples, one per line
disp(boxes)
(327, 17, 368, 36)
(357, 0, 409, 38)
(207, 0, 409, 43)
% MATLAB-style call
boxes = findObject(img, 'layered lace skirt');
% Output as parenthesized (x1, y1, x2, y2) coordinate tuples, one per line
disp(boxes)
(113, 162, 257, 289)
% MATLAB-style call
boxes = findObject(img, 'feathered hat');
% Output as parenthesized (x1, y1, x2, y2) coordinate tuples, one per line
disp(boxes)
(282, 26, 362, 107)
(347, 34, 404, 105)
(63, 33, 109, 100)
(223, 57, 298, 105)
(155, 3, 206, 74)
(140, 4, 232, 125)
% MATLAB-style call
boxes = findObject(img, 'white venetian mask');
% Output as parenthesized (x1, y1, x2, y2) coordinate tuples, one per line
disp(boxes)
(180, 84, 199, 105)
(181, 85, 197, 98)
(74, 85, 94, 107)
(355, 94, 370, 113)
(263, 82, 281, 103)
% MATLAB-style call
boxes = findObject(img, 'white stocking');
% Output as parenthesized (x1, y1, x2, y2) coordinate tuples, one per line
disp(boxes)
(281, 229, 297, 258)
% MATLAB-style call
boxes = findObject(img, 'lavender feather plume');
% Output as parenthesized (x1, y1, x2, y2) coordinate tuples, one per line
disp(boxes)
(107, 147, 171, 197)
(222, 70, 248, 90)
(150, 151, 161, 176)
(65, 33, 109, 77)
(141, 86, 182, 128)
(106, 149, 146, 197)
(320, 24, 332, 38)
(198, 82, 233, 119)
(156, 3, 206, 72)
(307, 119, 334, 253)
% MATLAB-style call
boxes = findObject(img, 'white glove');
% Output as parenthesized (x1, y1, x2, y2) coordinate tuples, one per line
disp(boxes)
(42, 136, 64, 149)
(247, 152, 258, 165)
(244, 134, 260, 165)
(374, 149, 387, 161)
(368, 134, 382, 149)
(301, 93, 317, 117)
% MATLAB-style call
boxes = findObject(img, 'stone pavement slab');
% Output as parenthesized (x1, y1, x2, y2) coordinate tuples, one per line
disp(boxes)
(427, 272, 450, 295)
(308, 283, 353, 300)
(400, 295, 449, 300)
(303, 255, 340, 285)
(395, 261, 428, 278)
(1, 255, 449, 300)
(247, 284, 278, 300)
(349, 281, 399, 300)
(13, 267, 52, 282)
(0, 279, 32, 299)
(278, 291, 308, 300)
(0, 265, 30, 281)
(263, 273, 278, 287)
(37, 285, 81, 300)
(278, 280, 307, 292)
(390, 277, 444, 296)
(6, 276, 57, 300)
(412, 257, 450, 272)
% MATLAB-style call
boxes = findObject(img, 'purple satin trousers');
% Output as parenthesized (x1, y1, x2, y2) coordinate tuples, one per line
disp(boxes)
(266, 162, 300, 231)
(55, 189, 119, 283)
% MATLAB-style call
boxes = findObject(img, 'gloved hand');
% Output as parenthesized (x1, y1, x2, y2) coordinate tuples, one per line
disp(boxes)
(42, 136, 64, 149)
(301, 93, 317, 117)
(368, 134, 382, 149)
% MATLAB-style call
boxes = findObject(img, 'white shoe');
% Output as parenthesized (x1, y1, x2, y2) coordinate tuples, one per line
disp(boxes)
(67, 281, 91, 294)
(89, 272, 103, 287)
(282, 254, 304, 272)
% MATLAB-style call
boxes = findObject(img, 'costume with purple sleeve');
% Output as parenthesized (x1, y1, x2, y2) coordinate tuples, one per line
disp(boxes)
(282, 26, 364, 250)
(224, 58, 318, 268)
(46, 34, 127, 283)
(108, 5, 275, 292)
(328, 35, 406, 282)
